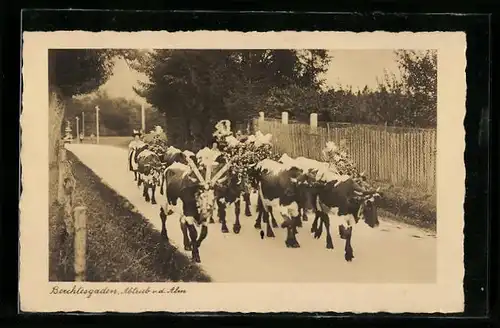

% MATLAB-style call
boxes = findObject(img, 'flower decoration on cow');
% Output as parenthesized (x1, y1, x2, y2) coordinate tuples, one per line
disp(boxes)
(321, 140, 372, 190)
(143, 125, 169, 157)
(211, 120, 276, 188)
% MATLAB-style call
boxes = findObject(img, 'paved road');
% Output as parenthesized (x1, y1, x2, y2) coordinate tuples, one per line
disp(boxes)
(66, 143, 437, 283)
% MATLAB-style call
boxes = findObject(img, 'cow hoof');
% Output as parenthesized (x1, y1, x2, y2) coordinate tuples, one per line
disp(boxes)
(209, 218, 215, 224)
(266, 230, 275, 238)
(271, 221, 278, 228)
(302, 216, 308, 222)
(314, 230, 322, 239)
(167, 209, 174, 216)
(345, 252, 354, 262)
(254, 222, 261, 229)
(151, 199, 157, 205)
(221, 225, 229, 233)
(184, 245, 192, 251)
(233, 224, 241, 234)
(326, 237, 334, 249)
(310, 226, 316, 234)
(285, 239, 301, 248)
(245, 209, 252, 217)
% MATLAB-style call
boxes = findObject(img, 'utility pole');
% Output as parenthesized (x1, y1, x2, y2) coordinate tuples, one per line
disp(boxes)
(95, 106, 100, 144)
(82, 112, 85, 137)
(141, 103, 145, 133)
(76, 117, 80, 143)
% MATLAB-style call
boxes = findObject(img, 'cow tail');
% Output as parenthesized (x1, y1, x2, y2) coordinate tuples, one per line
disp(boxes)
(160, 167, 166, 195)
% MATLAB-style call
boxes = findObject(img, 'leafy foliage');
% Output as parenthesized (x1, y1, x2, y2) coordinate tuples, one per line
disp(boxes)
(132, 50, 332, 146)
(49, 49, 116, 98)
(64, 91, 165, 136)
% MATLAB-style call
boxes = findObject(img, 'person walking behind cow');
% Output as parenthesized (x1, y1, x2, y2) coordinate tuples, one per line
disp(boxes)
(128, 129, 147, 182)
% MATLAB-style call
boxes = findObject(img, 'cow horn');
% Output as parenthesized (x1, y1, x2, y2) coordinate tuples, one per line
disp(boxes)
(376, 187, 381, 192)
(210, 161, 232, 186)
(185, 156, 206, 186)
(354, 190, 363, 196)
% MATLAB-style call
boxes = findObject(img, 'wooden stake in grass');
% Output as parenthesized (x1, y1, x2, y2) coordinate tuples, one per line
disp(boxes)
(73, 206, 87, 282)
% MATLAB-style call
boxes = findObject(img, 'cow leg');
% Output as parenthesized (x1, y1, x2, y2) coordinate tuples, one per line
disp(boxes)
(143, 183, 150, 202)
(284, 217, 301, 248)
(233, 198, 241, 234)
(186, 220, 200, 263)
(134, 171, 138, 181)
(196, 223, 208, 248)
(151, 184, 157, 205)
(321, 212, 334, 249)
(180, 217, 191, 251)
(243, 192, 252, 216)
(314, 212, 324, 239)
(339, 216, 354, 261)
(269, 208, 279, 228)
(294, 208, 303, 228)
(137, 174, 142, 187)
(310, 212, 320, 233)
(218, 199, 229, 233)
(264, 212, 275, 238)
(254, 196, 264, 229)
(159, 207, 169, 242)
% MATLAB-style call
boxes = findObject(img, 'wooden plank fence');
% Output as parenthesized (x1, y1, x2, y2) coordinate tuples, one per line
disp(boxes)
(253, 112, 436, 192)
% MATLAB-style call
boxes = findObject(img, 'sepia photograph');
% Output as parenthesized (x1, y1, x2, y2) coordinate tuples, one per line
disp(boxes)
(20, 31, 466, 313)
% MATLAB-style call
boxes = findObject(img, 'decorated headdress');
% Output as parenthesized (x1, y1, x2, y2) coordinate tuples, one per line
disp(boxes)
(132, 129, 142, 137)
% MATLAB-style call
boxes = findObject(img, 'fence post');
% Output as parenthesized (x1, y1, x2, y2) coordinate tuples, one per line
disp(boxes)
(259, 111, 265, 122)
(310, 113, 318, 133)
(57, 144, 67, 203)
(281, 111, 289, 125)
(73, 206, 87, 282)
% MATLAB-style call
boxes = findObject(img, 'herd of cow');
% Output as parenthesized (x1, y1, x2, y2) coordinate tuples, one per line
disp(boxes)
(128, 130, 382, 264)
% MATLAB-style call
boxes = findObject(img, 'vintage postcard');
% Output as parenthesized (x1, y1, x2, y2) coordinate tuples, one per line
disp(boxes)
(20, 31, 466, 313)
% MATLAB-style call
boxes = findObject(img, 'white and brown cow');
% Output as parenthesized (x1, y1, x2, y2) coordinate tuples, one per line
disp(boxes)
(277, 154, 327, 226)
(128, 139, 148, 182)
(159, 146, 196, 202)
(252, 159, 314, 248)
(160, 149, 230, 263)
(310, 167, 382, 261)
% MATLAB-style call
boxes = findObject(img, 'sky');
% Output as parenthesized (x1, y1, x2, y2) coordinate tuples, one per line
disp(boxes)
(98, 49, 402, 104)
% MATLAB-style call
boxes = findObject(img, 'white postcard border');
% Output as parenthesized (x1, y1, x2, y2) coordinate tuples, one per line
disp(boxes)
(20, 31, 466, 313)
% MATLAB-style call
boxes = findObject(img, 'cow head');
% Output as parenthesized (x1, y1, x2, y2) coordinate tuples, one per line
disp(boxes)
(185, 148, 232, 221)
(354, 187, 382, 228)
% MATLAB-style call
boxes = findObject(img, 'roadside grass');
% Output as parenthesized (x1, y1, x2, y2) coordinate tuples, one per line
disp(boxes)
(371, 180, 436, 232)
(49, 151, 212, 282)
(89, 136, 436, 232)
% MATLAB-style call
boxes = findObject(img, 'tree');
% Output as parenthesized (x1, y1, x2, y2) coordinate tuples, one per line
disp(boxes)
(132, 49, 331, 148)
(48, 49, 116, 98)
(375, 50, 437, 127)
